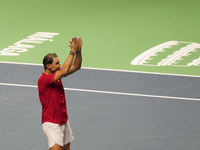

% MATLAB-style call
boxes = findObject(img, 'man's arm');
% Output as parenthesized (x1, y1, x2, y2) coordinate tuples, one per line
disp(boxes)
(54, 37, 82, 81)
(65, 37, 82, 75)
(65, 51, 82, 76)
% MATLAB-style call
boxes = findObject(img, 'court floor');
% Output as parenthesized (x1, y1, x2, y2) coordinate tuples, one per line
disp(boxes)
(1, 0, 200, 149)
(0, 63, 200, 150)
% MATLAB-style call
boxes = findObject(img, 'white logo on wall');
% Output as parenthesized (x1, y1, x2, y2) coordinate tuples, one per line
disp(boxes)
(131, 41, 200, 67)
(0, 32, 59, 56)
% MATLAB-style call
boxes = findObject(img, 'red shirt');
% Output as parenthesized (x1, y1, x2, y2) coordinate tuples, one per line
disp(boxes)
(38, 72, 68, 124)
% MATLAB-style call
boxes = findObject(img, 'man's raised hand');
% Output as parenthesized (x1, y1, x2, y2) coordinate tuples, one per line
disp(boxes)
(77, 37, 82, 52)
(69, 37, 80, 53)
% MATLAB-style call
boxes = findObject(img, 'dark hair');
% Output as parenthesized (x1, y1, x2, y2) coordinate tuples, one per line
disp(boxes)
(43, 53, 58, 70)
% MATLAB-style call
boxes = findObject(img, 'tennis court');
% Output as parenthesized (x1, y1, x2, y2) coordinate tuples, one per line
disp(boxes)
(0, 0, 200, 149)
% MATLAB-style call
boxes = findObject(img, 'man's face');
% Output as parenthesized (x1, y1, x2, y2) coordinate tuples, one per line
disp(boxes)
(49, 57, 61, 73)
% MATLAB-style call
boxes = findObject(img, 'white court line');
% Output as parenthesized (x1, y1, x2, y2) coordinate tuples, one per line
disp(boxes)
(0, 61, 200, 78)
(0, 82, 200, 101)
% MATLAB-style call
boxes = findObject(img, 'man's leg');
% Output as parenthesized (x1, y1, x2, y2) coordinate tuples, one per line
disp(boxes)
(64, 143, 70, 150)
(49, 143, 64, 150)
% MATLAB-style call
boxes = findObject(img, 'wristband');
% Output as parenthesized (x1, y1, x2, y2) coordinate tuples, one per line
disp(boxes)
(70, 51, 76, 56)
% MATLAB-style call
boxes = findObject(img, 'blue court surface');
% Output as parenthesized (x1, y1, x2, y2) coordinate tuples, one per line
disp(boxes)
(0, 63, 200, 150)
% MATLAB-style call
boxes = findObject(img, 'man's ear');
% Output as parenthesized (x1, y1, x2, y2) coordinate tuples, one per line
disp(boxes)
(46, 64, 51, 69)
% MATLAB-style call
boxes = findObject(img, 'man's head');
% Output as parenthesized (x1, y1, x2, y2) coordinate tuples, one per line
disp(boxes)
(43, 53, 61, 73)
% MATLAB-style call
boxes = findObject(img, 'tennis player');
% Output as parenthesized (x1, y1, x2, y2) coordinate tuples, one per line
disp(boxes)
(38, 37, 82, 150)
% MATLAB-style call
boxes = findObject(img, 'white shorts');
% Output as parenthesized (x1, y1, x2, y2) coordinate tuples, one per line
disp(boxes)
(42, 121, 74, 148)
